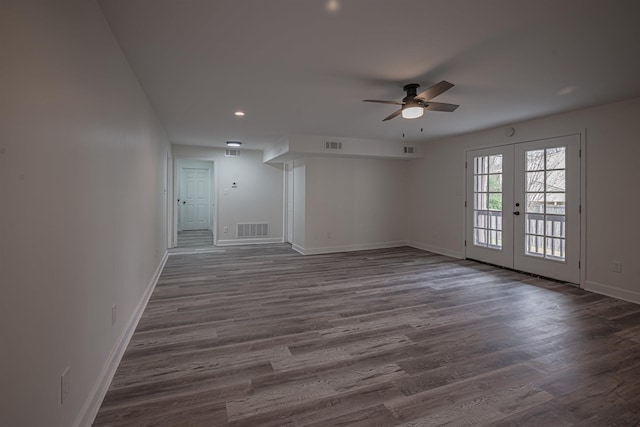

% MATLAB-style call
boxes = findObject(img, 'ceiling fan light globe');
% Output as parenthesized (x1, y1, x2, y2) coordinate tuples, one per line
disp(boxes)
(401, 106, 423, 119)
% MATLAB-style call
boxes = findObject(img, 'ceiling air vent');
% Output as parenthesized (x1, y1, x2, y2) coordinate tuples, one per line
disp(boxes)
(404, 146, 416, 154)
(325, 141, 343, 150)
(225, 149, 240, 157)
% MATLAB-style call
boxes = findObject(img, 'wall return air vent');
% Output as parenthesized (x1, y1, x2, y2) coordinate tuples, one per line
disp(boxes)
(404, 146, 416, 154)
(237, 223, 269, 238)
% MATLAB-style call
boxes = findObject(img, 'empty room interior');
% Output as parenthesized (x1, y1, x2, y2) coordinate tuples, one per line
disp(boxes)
(3, 1, 640, 426)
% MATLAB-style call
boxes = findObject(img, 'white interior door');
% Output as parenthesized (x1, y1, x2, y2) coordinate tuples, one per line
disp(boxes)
(466, 135, 581, 283)
(180, 167, 210, 231)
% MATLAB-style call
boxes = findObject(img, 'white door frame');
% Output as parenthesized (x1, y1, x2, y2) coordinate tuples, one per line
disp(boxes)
(283, 161, 294, 244)
(166, 152, 174, 248)
(464, 131, 585, 285)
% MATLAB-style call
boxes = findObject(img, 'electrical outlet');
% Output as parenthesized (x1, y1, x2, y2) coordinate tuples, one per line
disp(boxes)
(112, 304, 117, 326)
(612, 261, 622, 273)
(61, 367, 70, 405)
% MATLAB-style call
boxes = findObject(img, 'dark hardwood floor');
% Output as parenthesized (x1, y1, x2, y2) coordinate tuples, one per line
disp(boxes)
(93, 245, 640, 426)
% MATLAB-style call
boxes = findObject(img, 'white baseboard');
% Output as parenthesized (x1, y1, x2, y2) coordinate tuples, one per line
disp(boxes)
(216, 237, 284, 246)
(583, 280, 640, 305)
(75, 250, 168, 427)
(406, 240, 464, 259)
(292, 243, 305, 255)
(294, 240, 407, 256)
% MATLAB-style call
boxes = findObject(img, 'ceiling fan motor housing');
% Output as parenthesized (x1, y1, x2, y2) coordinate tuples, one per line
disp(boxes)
(403, 84, 423, 109)
(403, 83, 420, 98)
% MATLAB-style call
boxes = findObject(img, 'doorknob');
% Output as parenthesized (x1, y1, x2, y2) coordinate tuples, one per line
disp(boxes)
(513, 211, 520, 215)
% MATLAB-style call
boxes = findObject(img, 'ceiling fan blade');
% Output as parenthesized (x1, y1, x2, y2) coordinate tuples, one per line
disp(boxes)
(382, 109, 402, 121)
(363, 99, 404, 105)
(415, 80, 454, 102)
(423, 101, 459, 112)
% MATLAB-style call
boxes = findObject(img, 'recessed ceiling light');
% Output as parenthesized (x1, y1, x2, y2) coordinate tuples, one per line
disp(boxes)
(557, 86, 576, 96)
(234, 111, 245, 116)
(226, 141, 242, 147)
(326, 0, 340, 12)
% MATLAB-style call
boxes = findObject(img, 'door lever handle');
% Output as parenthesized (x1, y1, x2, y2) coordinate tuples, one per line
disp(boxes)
(513, 211, 520, 215)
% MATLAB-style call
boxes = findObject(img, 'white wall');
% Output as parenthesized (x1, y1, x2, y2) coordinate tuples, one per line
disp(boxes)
(171, 145, 284, 244)
(408, 96, 640, 303)
(298, 157, 409, 254)
(0, 1, 170, 426)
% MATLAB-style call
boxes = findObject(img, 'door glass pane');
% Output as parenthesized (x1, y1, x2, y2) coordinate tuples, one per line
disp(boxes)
(488, 174, 502, 192)
(526, 235, 543, 256)
(546, 219, 565, 238)
(524, 146, 567, 261)
(489, 155, 503, 173)
(475, 175, 487, 192)
(526, 171, 545, 192)
(475, 211, 487, 228)
(473, 154, 503, 249)
(545, 238, 565, 260)
(475, 228, 487, 245)
(546, 170, 566, 191)
(476, 193, 487, 210)
(475, 157, 488, 174)
(526, 150, 545, 171)
(488, 193, 502, 211)
(546, 147, 566, 170)
(526, 193, 544, 213)
(546, 193, 565, 214)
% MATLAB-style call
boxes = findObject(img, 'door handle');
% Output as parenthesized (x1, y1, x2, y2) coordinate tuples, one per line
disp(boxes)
(513, 211, 520, 215)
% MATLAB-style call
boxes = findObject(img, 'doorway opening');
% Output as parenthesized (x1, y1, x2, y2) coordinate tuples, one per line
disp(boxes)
(173, 159, 216, 250)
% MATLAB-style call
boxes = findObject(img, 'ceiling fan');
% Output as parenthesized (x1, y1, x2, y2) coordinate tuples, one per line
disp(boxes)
(363, 80, 459, 121)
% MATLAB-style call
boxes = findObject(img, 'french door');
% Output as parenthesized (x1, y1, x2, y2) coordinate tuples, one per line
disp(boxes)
(465, 135, 581, 283)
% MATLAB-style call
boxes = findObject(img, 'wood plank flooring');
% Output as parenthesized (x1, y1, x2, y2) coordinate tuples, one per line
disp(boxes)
(177, 230, 214, 248)
(93, 245, 640, 426)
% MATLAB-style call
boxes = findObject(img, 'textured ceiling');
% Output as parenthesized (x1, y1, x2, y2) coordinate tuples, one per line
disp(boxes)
(98, 0, 640, 150)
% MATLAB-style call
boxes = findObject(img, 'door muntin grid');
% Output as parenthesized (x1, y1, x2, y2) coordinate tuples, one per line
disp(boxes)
(524, 146, 566, 261)
(473, 154, 503, 249)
